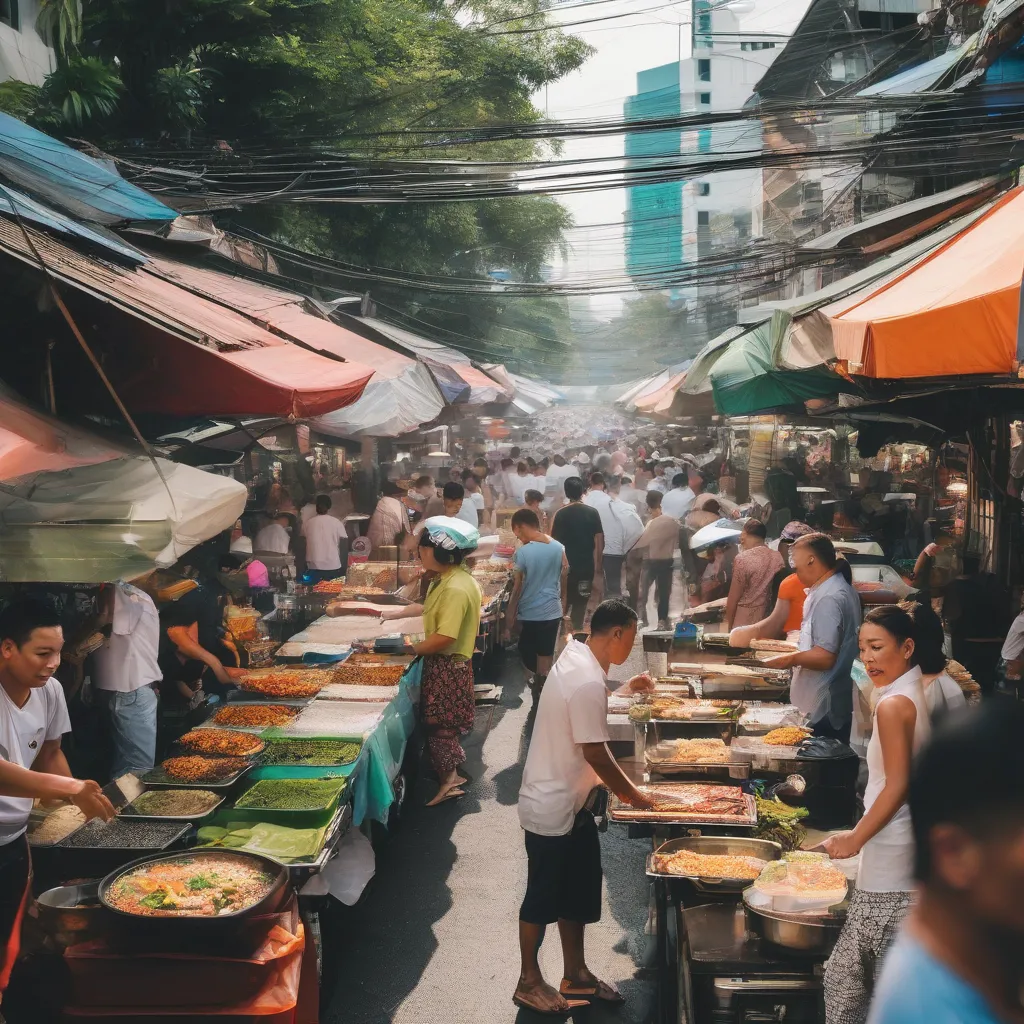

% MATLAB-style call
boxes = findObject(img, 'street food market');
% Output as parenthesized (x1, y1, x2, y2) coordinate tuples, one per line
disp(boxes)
(4, 17, 1024, 1024)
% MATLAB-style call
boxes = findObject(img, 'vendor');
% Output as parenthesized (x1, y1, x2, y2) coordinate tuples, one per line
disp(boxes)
(725, 519, 784, 630)
(253, 513, 293, 555)
(764, 534, 860, 741)
(0, 600, 115, 999)
(821, 606, 930, 1024)
(92, 582, 162, 779)
(379, 518, 482, 806)
(365, 484, 412, 561)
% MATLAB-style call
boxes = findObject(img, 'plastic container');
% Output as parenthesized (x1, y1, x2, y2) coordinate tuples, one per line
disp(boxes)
(259, 736, 361, 769)
(230, 778, 346, 828)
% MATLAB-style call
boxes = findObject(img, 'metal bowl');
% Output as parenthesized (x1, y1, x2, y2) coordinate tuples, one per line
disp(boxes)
(36, 881, 108, 946)
(744, 902, 845, 955)
(646, 836, 782, 893)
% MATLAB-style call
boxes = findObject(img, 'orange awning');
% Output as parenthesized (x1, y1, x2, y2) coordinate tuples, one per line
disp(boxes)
(829, 186, 1024, 379)
(635, 371, 688, 415)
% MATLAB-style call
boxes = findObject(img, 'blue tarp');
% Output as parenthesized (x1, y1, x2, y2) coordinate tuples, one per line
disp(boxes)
(0, 185, 148, 263)
(0, 113, 177, 225)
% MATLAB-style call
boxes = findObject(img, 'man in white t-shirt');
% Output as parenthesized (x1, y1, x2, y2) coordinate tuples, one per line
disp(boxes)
(442, 481, 479, 528)
(544, 454, 577, 510)
(302, 495, 348, 580)
(254, 513, 292, 554)
(583, 473, 643, 599)
(461, 471, 488, 529)
(515, 600, 655, 1015)
(93, 583, 162, 778)
(0, 600, 114, 991)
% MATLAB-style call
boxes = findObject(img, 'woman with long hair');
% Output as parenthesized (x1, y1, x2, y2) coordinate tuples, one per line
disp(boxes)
(822, 605, 931, 1024)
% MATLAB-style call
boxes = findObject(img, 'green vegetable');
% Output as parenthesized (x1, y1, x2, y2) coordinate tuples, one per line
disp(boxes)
(140, 891, 171, 909)
(261, 739, 360, 766)
(186, 873, 216, 891)
(754, 796, 810, 852)
(196, 820, 327, 863)
(197, 826, 228, 842)
(235, 778, 345, 811)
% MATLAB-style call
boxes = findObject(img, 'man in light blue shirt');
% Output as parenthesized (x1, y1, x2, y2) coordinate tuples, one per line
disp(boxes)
(868, 700, 1024, 1024)
(507, 508, 568, 692)
(763, 533, 860, 742)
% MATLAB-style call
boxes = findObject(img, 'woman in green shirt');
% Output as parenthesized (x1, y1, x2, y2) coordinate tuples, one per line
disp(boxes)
(383, 517, 482, 806)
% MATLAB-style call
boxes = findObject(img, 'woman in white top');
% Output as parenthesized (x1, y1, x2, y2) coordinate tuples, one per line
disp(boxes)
(822, 605, 931, 1024)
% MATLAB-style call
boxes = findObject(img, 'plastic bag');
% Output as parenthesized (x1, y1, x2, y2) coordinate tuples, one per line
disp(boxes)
(300, 827, 375, 904)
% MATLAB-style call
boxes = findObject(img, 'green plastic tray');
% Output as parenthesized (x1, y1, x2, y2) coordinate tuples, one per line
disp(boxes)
(229, 777, 346, 828)
(260, 736, 361, 769)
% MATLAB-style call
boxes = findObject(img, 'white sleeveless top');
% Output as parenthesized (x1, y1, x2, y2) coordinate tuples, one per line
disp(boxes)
(857, 666, 931, 892)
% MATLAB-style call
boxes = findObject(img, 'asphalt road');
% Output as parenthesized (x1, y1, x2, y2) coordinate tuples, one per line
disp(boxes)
(321, 642, 659, 1024)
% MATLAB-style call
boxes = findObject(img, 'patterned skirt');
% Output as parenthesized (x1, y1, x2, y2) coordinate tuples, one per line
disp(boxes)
(421, 655, 476, 775)
(823, 888, 915, 1024)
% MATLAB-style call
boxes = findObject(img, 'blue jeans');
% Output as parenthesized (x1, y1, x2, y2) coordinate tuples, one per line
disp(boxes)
(100, 685, 158, 779)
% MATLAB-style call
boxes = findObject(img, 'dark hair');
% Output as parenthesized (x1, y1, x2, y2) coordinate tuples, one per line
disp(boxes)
(526, 457, 537, 469)
(589, 471, 605, 488)
(501, 458, 514, 470)
(461, 468, 475, 482)
(524, 489, 544, 505)
(793, 532, 837, 568)
(516, 461, 527, 473)
(512, 508, 540, 530)
(413, 475, 433, 489)
(742, 519, 768, 541)
(564, 476, 584, 502)
(443, 481, 465, 502)
(646, 490, 663, 509)
(510, 446, 521, 458)
(473, 458, 488, 469)
(911, 699, 1024, 881)
(901, 601, 947, 674)
(835, 556, 853, 584)
(590, 599, 639, 635)
(313, 493, 332, 513)
(672, 472, 687, 489)
(418, 530, 466, 565)
(382, 480, 404, 498)
(0, 599, 61, 647)
(218, 553, 243, 572)
(862, 605, 916, 653)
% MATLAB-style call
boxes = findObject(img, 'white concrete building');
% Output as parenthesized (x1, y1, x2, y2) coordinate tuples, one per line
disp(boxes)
(0, 0, 56, 86)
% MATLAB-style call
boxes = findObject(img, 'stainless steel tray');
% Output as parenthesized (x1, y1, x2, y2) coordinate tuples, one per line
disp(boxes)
(700, 678, 789, 701)
(646, 836, 782, 892)
(609, 786, 757, 826)
(119, 791, 226, 821)
(646, 759, 752, 781)
(141, 761, 253, 790)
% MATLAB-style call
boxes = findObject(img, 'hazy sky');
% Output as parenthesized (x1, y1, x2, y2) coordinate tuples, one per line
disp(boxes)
(535, 0, 693, 308)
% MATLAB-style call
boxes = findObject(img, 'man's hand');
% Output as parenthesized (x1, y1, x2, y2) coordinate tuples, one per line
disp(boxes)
(923, 542, 939, 558)
(624, 672, 655, 693)
(70, 780, 115, 823)
(224, 666, 245, 681)
(626, 787, 658, 810)
(763, 652, 797, 670)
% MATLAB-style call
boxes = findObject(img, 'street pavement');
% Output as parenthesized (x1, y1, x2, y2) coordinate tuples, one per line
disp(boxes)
(322, 638, 659, 1024)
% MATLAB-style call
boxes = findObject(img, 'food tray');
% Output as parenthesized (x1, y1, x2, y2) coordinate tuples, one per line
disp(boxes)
(119, 790, 226, 822)
(644, 739, 751, 781)
(230, 777, 347, 829)
(318, 682, 401, 702)
(260, 737, 361, 768)
(279, 701, 389, 739)
(141, 759, 252, 790)
(646, 836, 782, 892)
(27, 804, 89, 848)
(55, 817, 190, 851)
(177, 729, 266, 758)
(738, 704, 807, 735)
(699, 678, 789, 701)
(609, 785, 757, 825)
(206, 703, 301, 733)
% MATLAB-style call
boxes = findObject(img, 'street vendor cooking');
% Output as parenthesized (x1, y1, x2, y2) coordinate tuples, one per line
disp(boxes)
(378, 517, 482, 806)
(0, 600, 115, 1002)
(763, 533, 861, 742)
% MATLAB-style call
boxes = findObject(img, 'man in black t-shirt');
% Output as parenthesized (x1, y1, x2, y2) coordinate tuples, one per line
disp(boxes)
(551, 476, 605, 630)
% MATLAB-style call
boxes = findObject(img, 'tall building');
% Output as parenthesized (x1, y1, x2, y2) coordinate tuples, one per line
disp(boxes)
(623, 0, 805, 340)
(0, 1, 55, 86)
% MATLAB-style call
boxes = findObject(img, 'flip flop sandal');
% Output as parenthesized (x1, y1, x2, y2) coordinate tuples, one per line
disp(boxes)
(426, 785, 465, 807)
(457, 768, 474, 785)
(560, 979, 626, 1004)
(512, 992, 588, 1015)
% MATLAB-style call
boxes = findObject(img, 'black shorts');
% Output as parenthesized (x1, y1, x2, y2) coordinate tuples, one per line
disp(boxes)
(520, 811, 602, 926)
(518, 618, 562, 672)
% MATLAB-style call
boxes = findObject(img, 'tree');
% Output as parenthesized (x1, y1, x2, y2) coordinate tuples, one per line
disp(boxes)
(37, 0, 83, 59)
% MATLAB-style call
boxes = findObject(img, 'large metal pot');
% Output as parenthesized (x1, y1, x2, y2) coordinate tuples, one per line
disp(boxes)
(36, 881, 108, 947)
(744, 901, 844, 955)
(98, 849, 290, 938)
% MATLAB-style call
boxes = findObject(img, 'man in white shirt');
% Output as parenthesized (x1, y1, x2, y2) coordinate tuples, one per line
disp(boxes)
(302, 495, 348, 580)
(443, 480, 479, 528)
(515, 600, 654, 1015)
(544, 454, 577, 510)
(461, 470, 488, 528)
(661, 472, 696, 519)
(254, 513, 292, 554)
(647, 461, 673, 494)
(617, 474, 647, 519)
(0, 600, 114, 990)
(583, 473, 643, 598)
(93, 583, 162, 777)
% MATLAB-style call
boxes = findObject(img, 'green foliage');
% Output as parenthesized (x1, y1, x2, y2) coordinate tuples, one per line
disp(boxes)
(39, 57, 122, 127)
(0, 80, 43, 121)
(37, 0, 83, 58)
(152, 53, 210, 130)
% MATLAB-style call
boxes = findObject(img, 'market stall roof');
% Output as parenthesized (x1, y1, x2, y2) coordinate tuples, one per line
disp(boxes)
(332, 313, 513, 405)
(0, 113, 177, 225)
(506, 371, 564, 415)
(829, 185, 1024, 378)
(0, 185, 148, 263)
(634, 369, 689, 415)
(0, 386, 246, 582)
(0, 217, 376, 418)
(145, 258, 445, 437)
